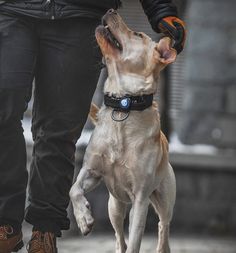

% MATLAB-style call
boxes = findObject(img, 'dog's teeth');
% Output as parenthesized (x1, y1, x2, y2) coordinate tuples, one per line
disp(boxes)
(105, 25, 109, 29)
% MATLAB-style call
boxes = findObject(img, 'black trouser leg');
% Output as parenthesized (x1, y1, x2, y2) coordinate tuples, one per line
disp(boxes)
(24, 17, 102, 236)
(0, 13, 37, 231)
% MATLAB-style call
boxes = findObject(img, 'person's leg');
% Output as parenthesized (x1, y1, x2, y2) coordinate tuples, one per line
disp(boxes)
(25, 17, 102, 236)
(0, 12, 37, 251)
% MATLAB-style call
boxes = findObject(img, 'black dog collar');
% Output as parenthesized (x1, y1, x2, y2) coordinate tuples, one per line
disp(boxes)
(104, 94, 153, 112)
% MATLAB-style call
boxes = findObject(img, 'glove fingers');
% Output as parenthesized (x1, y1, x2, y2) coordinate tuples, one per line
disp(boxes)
(159, 17, 186, 54)
(173, 21, 186, 54)
(173, 22, 185, 42)
(159, 20, 179, 39)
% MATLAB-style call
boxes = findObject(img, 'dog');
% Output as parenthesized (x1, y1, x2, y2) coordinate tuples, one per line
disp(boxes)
(70, 9, 177, 253)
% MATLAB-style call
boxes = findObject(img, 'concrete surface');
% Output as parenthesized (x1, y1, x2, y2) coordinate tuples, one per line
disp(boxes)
(18, 223, 236, 253)
(56, 235, 236, 253)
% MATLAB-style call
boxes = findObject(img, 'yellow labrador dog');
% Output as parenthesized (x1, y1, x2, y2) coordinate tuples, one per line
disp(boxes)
(70, 9, 177, 253)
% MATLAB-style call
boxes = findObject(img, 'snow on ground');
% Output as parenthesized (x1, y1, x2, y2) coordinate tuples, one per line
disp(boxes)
(169, 133, 218, 155)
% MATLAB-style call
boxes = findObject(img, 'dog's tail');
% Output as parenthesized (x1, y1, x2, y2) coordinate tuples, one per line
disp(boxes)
(89, 103, 99, 125)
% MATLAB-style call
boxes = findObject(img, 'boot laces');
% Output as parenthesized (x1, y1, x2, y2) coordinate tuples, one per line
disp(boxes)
(0, 225, 13, 240)
(27, 231, 56, 253)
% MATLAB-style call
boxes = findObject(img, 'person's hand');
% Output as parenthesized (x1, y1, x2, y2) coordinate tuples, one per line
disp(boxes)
(158, 16, 186, 54)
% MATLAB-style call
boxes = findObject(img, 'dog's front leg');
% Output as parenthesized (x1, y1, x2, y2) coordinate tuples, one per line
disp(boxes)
(108, 194, 127, 253)
(126, 197, 149, 253)
(70, 166, 101, 235)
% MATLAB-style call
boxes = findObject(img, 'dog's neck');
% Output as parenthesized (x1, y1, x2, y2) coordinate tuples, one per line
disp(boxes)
(104, 62, 158, 97)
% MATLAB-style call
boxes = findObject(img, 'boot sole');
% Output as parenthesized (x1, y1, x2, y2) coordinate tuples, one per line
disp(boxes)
(12, 240, 24, 252)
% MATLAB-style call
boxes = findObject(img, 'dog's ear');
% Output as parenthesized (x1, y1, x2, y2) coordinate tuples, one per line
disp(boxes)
(155, 37, 177, 65)
(89, 103, 99, 125)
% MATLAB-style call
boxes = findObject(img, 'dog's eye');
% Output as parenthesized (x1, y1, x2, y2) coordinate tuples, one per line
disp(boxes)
(134, 32, 143, 38)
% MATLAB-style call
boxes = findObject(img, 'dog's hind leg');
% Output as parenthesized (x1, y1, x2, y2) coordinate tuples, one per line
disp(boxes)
(70, 166, 102, 236)
(150, 164, 176, 253)
(108, 194, 127, 253)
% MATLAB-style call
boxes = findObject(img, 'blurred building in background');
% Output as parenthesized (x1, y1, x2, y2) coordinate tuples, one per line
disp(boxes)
(24, 0, 236, 236)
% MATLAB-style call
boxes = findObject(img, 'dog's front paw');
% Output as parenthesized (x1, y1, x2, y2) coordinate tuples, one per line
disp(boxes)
(75, 199, 94, 236)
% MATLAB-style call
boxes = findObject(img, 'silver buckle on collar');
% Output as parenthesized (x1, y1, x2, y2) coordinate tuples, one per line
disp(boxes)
(119, 97, 131, 110)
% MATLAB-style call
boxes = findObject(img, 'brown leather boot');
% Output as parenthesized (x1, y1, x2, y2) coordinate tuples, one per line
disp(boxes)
(0, 225, 23, 253)
(27, 231, 57, 253)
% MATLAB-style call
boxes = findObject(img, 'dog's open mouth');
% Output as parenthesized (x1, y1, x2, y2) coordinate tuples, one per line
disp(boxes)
(100, 20, 123, 51)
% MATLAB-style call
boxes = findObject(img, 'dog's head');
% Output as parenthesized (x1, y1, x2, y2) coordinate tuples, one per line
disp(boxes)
(95, 9, 177, 95)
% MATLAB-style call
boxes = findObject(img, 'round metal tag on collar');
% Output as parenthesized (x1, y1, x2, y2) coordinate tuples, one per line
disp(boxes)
(111, 110, 130, 122)
(120, 97, 131, 110)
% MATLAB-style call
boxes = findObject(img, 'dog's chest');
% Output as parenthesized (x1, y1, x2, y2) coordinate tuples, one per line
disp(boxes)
(100, 142, 160, 203)
(86, 116, 161, 202)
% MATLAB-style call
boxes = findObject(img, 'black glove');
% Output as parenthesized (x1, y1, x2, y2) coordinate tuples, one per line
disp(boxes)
(158, 16, 186, 54)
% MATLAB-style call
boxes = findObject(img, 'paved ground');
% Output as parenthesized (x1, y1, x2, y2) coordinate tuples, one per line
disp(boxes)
(18, 224, 236, 253)
(57, 235, 236, 253)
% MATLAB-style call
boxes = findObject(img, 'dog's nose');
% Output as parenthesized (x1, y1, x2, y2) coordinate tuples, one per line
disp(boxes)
(107, 9, 117, 15)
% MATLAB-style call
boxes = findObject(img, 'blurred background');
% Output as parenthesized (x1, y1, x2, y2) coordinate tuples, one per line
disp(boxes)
(21, 0, 236, 252)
